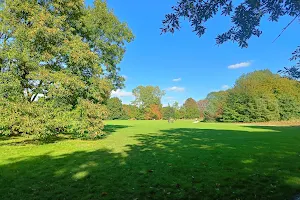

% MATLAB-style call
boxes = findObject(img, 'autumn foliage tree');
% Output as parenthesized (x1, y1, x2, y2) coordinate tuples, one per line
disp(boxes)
(132, 85, 165, 120)
(197, 99, 208, 119)
(0, 0, 133, 138)
(145, 104, 163, 120)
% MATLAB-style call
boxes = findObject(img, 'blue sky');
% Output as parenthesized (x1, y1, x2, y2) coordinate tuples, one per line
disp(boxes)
(86, 0, 300, 106)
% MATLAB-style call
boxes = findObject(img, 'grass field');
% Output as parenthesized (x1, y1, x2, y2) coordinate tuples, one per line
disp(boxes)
(0, 120, 300, 200)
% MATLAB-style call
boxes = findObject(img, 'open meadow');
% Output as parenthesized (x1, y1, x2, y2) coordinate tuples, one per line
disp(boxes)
(0, 120, 300, 200)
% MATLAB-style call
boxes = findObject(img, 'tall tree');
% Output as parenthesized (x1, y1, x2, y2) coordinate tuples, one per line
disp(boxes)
(162, 104, 175, 120)
(107, 97, 123, 120)
(172, 101, 181, 119)
(0, 0, 133, 138)
(197, 99, 209, 119)
(145, 104, 163, 120)
(132, 86, 165, 109)
(205, 91, 229, 121)
(183, 98, 200, 119)
(162, 0, 299, 79)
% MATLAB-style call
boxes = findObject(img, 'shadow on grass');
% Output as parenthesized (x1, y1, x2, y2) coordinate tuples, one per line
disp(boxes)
(0, 135, 68, 146)
(0, 125, 130, 146)
(0, 135, 9, 141)
(103, 124, 132, 134)
(0, 126, 300, 200)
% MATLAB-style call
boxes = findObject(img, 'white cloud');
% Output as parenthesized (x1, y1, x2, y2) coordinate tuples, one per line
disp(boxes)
(172, 78, 182, 82)
(228, 61, 251, 69)
(122, 75, 128, 80)
(167, 86, 185, 92)
(221, 85, 230, 90)
(111, 89, 133, 97)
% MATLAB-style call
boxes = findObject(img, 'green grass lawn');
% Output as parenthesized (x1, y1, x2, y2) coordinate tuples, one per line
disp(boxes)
(0, 121, 300, 200)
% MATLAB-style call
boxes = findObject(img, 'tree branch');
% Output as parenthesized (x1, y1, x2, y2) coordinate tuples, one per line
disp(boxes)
(272, 13, 300, 43)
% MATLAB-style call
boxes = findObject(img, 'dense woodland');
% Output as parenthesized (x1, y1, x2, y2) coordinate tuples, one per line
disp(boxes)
(107, 70, 300, 122)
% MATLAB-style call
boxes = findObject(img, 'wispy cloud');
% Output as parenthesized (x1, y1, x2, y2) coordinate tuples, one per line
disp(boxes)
(221, 85, 230, 90)
(111, 89, 133, 97)
(172, 78, 182, 82)
(228, 61, 251, 69)
(167, 86, 185, 92)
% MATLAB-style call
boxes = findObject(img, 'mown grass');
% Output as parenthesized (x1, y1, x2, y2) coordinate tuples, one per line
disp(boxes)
(0, 120, 300, 200)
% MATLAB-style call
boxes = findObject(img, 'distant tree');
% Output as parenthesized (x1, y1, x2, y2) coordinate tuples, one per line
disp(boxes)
(162, 0, 299, 79)
(107, 97, 123, 120)
(197, 99, 209, 119)
(179, 107, 186, 119)
(132, 86, 165, 109)
(222, 70, 300, 122)
(145, 104, 163, 120)
(204, 91, 229, 121)
(183, 98, 200, 119)
(172, 101, 181, 119)
(162, 104, 175, 120)
(122, 104, 143, 120)
(0, 0, 133, 138)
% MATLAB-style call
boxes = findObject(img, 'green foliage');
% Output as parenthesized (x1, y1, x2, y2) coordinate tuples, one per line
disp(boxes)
(172, 101, 182, 119)
(204, 91, 229, 121)
(107, 97, 124, 120)
(122, 104, 144, 120)
(0, 0, 133, 138)
(222, 70, 300, 122)
(162, 104, 175, 120)
(131, 86, 165, 120)
(132, 86, 165, 109)
(183, 98, 200, 119)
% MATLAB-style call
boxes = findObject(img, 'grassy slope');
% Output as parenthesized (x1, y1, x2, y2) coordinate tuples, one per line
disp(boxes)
(0, 120, 299, 200)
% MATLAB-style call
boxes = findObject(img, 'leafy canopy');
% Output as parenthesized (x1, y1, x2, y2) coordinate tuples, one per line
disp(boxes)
(183, 98, 200, 119)
(107, 97, 124, 120)
(132, 86, 165, 109)
(0, 0, 133, 138)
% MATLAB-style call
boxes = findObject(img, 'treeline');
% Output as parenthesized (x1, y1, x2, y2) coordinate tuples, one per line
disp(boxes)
(206, 70, 300, 122)
(107, 70, 300, 122)
(107, 85, 203, 120)
(107, 97, 200, 120)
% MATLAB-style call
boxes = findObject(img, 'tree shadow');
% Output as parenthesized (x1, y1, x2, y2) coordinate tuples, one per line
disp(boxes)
(0, 125, 131, 146)
(0, 135, 9, 141)
(103, 124, 132, 134)
(0, 135, 69, 146)
(0, 126, 299, 199)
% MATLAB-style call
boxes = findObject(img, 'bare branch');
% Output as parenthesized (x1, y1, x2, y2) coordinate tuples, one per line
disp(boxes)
(272, 13, 300, 43)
